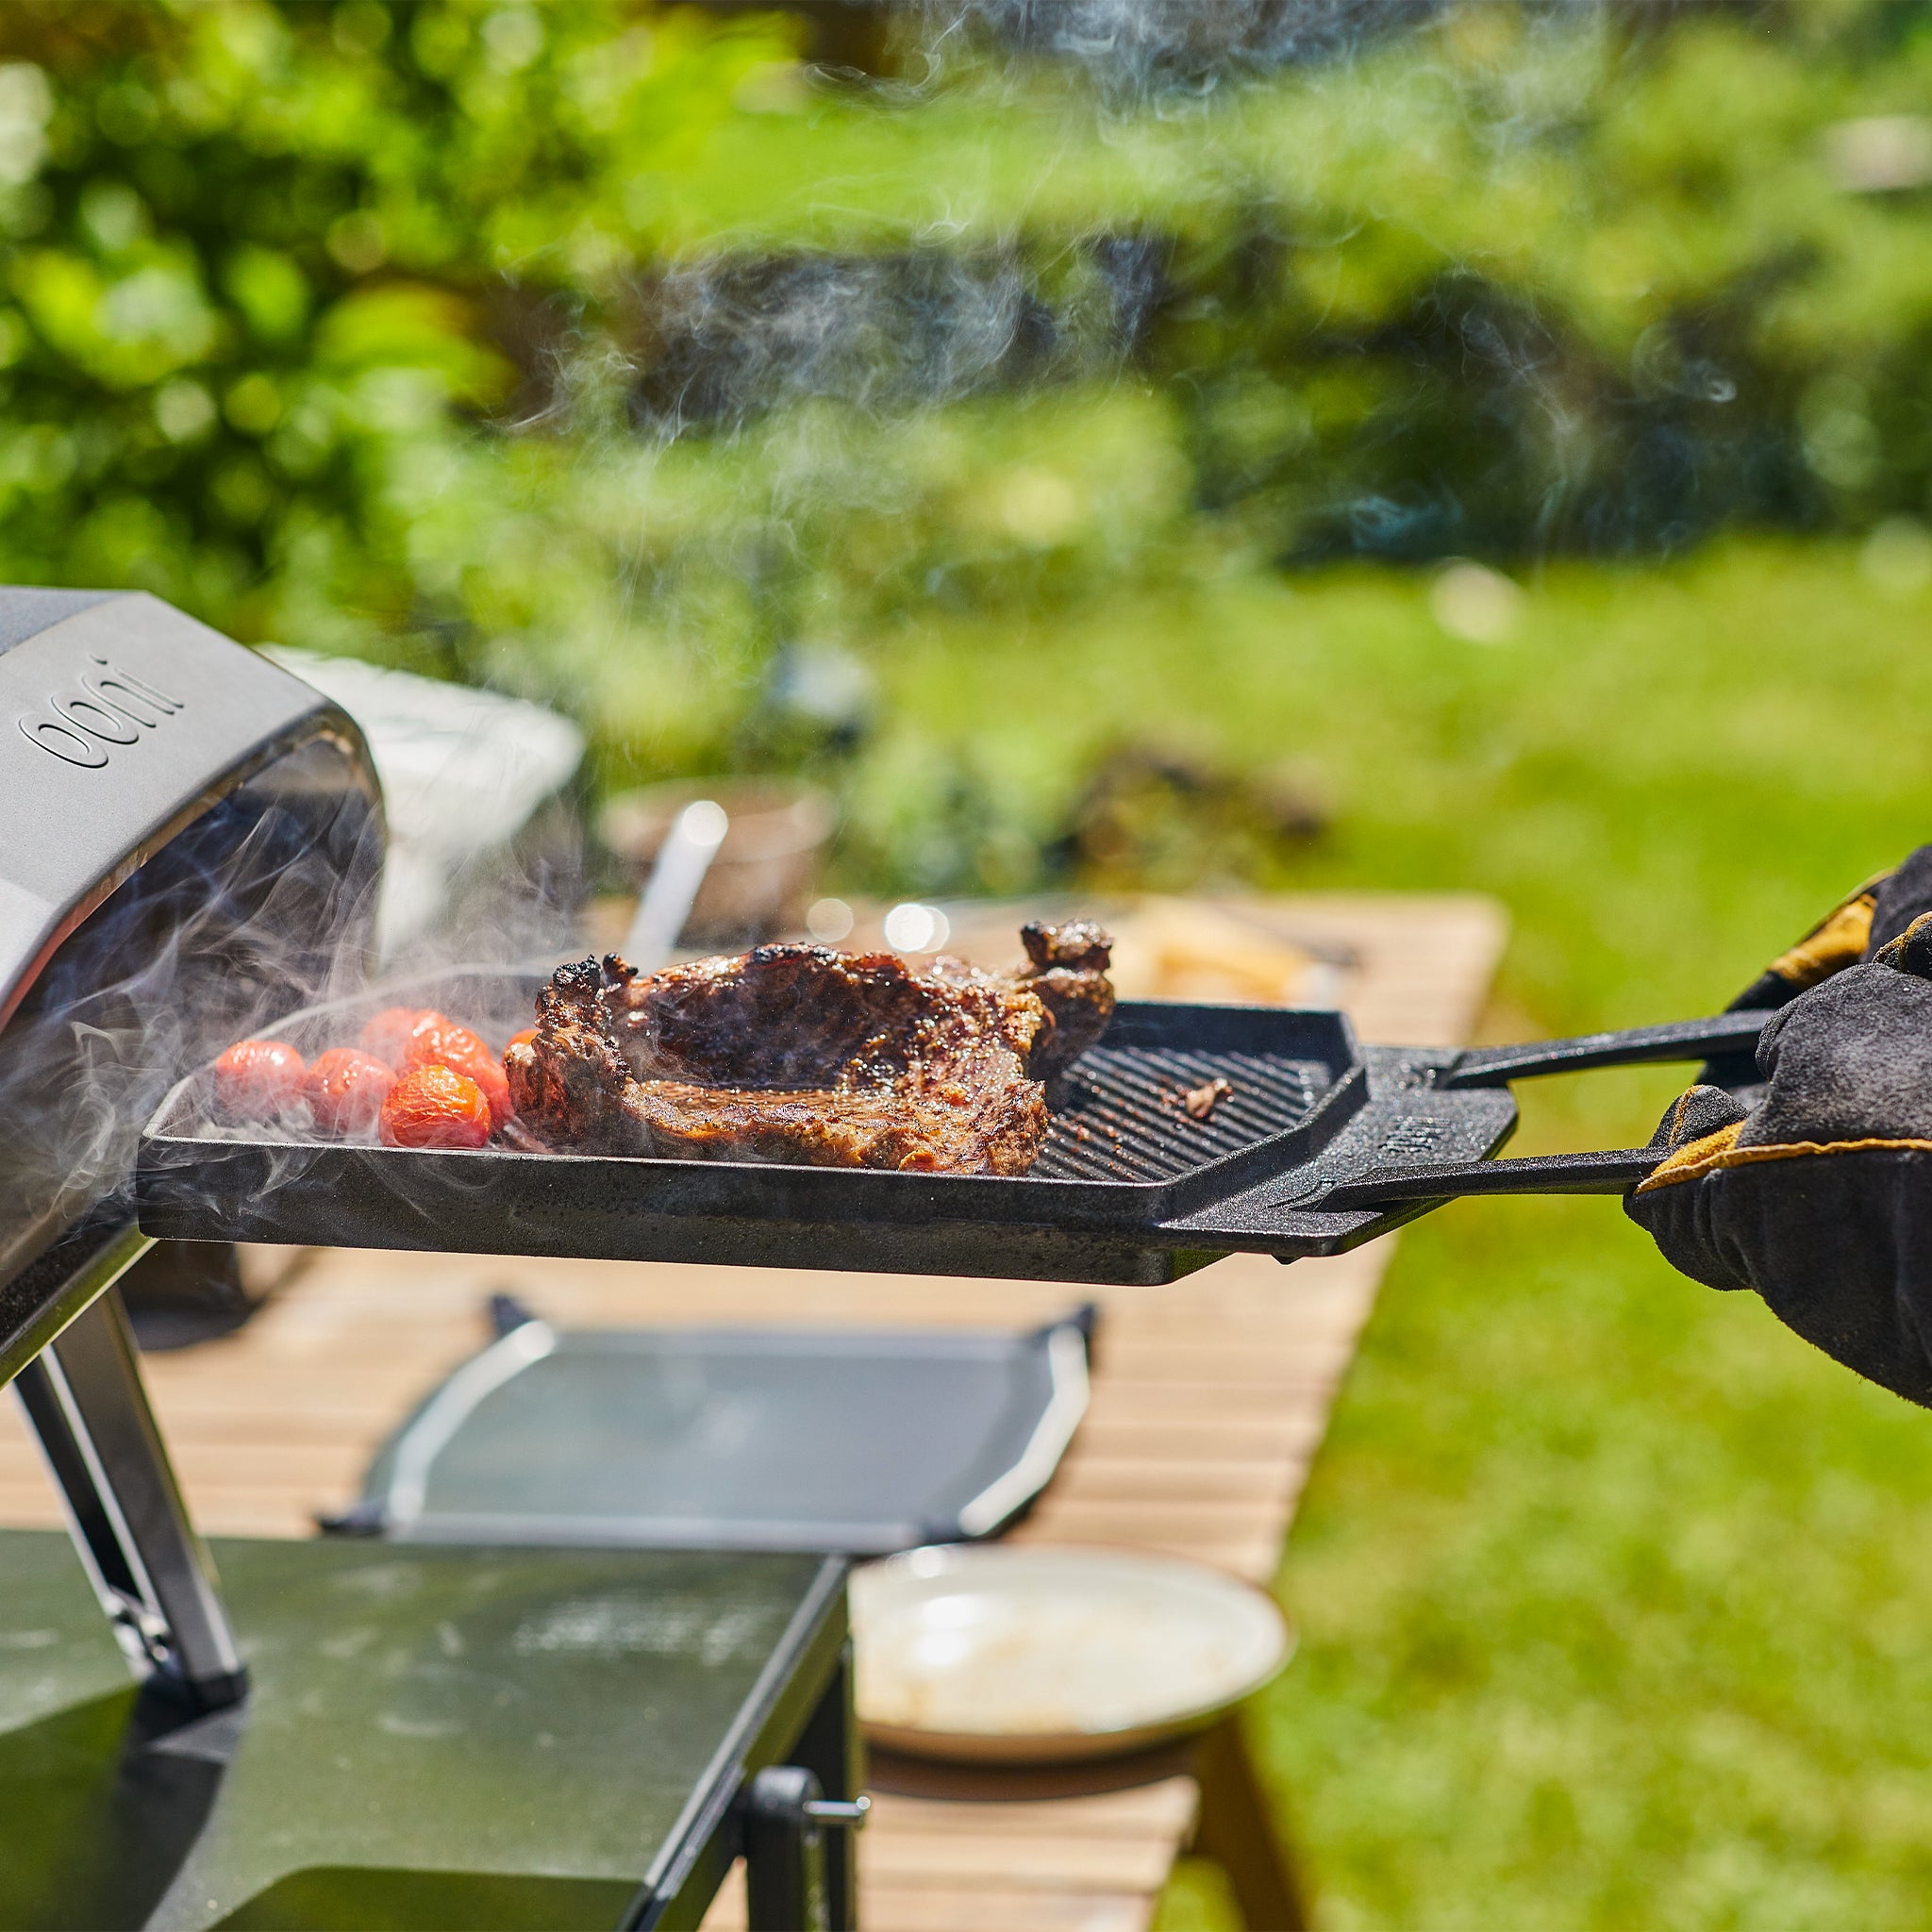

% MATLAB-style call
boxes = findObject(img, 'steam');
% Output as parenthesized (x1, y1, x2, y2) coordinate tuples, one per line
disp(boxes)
(450, 0, 1635, 784)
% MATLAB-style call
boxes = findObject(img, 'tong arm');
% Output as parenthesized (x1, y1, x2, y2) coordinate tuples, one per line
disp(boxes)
(1438, 1009, 1769, 1089)
(1314, 1146, 1657, 1208)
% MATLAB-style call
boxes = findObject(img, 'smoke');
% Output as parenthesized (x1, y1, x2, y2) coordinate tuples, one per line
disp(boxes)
(928, 0, 1449, 92)
(0, 736, 383, 1292)
(336, 0, 1742, 897)
(629, 251, 1074, 432)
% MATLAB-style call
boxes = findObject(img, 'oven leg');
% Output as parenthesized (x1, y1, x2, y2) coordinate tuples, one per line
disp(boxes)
(743, 1643, 866, 1932)
(790, 1641, 862, 1931)
(13, 1247, 246, 1714)
(743, 1766, 830, 1932)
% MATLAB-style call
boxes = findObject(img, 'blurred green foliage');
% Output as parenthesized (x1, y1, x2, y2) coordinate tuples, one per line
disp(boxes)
(0, 0, 787, 637)
(9, 0, 1932, 881)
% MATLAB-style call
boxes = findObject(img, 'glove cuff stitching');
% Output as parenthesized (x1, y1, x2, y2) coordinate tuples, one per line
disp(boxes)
(1635, 1130, 1932, 1193)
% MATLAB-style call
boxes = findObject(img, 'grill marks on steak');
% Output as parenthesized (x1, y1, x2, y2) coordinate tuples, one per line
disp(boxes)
(506, 928, 1113, 1174)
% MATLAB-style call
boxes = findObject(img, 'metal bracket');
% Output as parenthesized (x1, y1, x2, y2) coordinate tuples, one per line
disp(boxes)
(11, 1226, 246, 1713)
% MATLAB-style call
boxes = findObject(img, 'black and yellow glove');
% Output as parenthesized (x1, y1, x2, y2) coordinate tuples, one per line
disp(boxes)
(1625, 846, 1932, 1405)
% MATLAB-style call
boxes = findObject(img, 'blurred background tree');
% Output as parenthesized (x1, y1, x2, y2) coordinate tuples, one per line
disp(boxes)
(8, 0, 1932, 872)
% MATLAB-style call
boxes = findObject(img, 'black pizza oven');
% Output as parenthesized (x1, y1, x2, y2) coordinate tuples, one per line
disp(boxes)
(0, 589, 381, 1709)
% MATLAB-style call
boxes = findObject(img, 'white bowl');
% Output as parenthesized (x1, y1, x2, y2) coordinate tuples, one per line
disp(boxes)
(852, 1543, 1292, 1764)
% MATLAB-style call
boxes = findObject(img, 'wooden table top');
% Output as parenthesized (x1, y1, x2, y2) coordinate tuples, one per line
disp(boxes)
(0, 891, 1505, 1932)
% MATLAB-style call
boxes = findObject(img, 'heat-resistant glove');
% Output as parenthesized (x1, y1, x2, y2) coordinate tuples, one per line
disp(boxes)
(1625, 846, 1932, 1405)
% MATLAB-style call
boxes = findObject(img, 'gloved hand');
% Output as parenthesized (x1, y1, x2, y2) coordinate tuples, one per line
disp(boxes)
(1625, 846, 1932, 1405)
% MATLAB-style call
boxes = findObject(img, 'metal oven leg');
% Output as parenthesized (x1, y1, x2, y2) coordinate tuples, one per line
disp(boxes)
(12, 1231, 246, 1713)
(743, 1642, 867, 1932)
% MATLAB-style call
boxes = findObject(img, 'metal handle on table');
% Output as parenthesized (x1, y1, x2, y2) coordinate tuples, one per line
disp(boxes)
(1438, 1009, 1770, 1089)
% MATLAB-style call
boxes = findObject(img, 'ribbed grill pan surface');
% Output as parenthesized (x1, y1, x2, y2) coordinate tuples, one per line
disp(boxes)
(1036, 1046, 1332, 1184)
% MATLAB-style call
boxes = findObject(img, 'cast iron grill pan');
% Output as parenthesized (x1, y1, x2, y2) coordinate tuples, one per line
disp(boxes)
(139, 970, 1376, 1284)
(136, 971, 1769, 1286)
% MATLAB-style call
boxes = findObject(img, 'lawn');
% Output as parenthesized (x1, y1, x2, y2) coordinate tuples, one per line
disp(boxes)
(874, 536, 1932, 1928)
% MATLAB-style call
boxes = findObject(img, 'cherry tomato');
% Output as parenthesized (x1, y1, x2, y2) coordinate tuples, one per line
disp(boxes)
(213, 1039, 306, 1123)
(379, 1065, 491, 1149)
(358, 1007, 448, 1070)
(303, 1047, 396, 1137)
(507, 1026, 538, 1052)
(399, 1020, 512, 1124)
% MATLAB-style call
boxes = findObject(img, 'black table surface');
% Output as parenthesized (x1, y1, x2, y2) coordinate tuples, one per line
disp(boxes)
(0, 1529, 845, 1931)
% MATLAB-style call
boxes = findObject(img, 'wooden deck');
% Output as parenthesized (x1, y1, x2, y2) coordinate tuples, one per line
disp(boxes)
(0, 891, 1504, 1930)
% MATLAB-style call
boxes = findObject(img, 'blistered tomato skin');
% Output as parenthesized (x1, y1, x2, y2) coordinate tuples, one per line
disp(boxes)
(213, 1040, 306, 1122)
(304, 1048, 396, 1137)
(379, 1065, 492, 1149)
(401, 1020, 513, 1124)
(359, 1008, 447, 1071)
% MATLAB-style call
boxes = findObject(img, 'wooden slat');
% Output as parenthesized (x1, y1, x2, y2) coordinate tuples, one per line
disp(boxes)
(1070, 1416, 1327, 1460)
(858, 1889, 1149, 1932)
(705, 1873, 1151, 1932)
(860, 1832, 1176, 1890)
(1045, 1457, 1304, 1504)
(1081, 1380, 1342, 1420)
(867, 1784, 1198, 1838)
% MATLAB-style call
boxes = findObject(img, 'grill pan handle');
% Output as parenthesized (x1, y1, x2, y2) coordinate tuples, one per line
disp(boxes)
(1315, 1146, 1657, 1208)
(1437, 1009, 1769, 1089)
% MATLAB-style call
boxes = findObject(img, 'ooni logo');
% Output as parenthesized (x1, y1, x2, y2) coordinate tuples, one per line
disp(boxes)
(17, 654, 183, 769)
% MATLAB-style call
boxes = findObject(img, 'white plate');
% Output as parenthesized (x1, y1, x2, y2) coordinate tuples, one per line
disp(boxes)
(851, 1543, 1292, 1764)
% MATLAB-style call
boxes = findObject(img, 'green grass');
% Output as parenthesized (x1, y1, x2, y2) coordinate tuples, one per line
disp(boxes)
(874, 537, 1932, 1928)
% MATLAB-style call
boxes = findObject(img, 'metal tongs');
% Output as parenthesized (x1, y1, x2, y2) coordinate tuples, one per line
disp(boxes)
(1312, 1008, 1769, 1210)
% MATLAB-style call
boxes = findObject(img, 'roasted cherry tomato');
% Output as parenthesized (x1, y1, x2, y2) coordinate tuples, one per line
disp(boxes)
(379, 1065, 491, 1149)
(507, 1026, 538, 1052)
(399, 1019, 512, 1124)
(358, 1007, 448, 1070)
(303, 1047, 396, 1137)
(213, 1039, 306, 1123)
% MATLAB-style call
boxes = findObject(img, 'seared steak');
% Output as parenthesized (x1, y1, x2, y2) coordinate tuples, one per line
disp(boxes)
(505, 924, 1112, 1174)
(1017, 919, 1116, 1074)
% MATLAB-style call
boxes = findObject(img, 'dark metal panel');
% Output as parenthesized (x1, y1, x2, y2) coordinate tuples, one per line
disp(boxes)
(635, 1556, 850, 1930)
(358, 1318, 1089, 1554)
